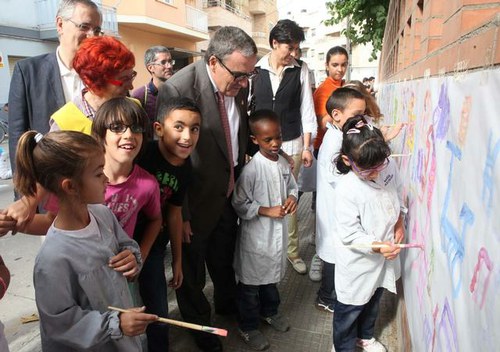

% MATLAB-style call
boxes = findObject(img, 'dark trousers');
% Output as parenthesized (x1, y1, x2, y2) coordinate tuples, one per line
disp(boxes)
(138, 249, 169, 352)
(317, 262, 336, 305)
(237, 282, 280, 331)
(333, 288, 384, 352)
(175, 199, 238, 327)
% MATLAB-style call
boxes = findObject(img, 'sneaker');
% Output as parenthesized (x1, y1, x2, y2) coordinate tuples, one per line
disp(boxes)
(238, 329, 270, 351)
(309, 254, 322, 281)
(315, 296, 334, 313)
(261, 314, 290, 332)
(356, 337, 386, 352)
(287, 256, 307, 274)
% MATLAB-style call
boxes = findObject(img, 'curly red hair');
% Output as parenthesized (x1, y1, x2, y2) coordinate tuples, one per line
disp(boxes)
(73, 36, 135, 95)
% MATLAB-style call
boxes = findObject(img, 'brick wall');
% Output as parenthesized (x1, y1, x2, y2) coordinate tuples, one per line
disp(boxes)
(379, 0, 500, 82)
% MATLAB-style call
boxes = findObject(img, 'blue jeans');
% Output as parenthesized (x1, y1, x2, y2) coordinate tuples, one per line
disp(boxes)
(333, 288, 384, 352)
(138, 249, 169, 352)
(317, 262, 337, 305)
(237, 282, 280, 331)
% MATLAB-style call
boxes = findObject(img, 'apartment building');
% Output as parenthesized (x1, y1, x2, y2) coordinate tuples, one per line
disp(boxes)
(0, 0, 116, 103)
(0, 0, 279, 102)
(281, 2, 379, 87)
(201, 0, 278, 56)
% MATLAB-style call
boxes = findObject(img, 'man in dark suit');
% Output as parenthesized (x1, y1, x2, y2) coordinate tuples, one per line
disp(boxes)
(8, 0, 101, 173)
(158, 26, 258, 352)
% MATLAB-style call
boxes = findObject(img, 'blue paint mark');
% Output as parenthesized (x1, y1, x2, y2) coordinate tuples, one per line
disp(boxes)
(440, 141, 475, 298)
(433, 82, 451, 140)
(481, 132, 500, 214)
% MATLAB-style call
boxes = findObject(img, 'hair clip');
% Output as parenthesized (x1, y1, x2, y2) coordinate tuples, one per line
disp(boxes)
(347, 120, 374, 134)
(34, 133, 43, 144)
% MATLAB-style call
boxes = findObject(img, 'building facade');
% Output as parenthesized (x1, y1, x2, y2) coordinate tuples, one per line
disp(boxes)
(377, 1, 500, 351)
(0, 0, 278, 103)
(281, 2, 380, 87)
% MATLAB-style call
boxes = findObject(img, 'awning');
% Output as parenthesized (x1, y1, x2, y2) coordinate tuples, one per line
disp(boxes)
(167, 47, 204, 60)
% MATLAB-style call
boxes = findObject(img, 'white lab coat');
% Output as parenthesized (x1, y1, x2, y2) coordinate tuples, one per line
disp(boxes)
(232, 152, 298, 285)
(333, 159, 406, 305)
(315, 123, 343, 263)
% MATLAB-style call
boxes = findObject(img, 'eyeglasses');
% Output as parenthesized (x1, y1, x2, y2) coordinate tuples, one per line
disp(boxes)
(107, 71, 137, 87)
(66, 18, 103, 37)
(108, 123, 145, 134)
(151, 59, 175, 67)
(215, 56, 258, 82)
(348, 157, 389, 178)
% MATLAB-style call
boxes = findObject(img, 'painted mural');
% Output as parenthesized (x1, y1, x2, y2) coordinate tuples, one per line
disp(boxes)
(378, 68, 500, 351)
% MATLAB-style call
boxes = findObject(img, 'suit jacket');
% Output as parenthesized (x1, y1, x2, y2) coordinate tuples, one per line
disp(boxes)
(8, 53, 66, 170)
(158, 60, 249, 236)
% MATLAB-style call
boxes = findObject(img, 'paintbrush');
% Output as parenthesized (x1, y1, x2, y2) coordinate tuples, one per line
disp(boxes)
(108, 306, 228, 337)
(337, 243, 424, 249)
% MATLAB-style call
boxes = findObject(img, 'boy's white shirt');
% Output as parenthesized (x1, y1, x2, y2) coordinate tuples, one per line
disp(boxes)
(232, 152, 298, 285)
(315, 123, 343, 263)
(333, 159, 405, 306)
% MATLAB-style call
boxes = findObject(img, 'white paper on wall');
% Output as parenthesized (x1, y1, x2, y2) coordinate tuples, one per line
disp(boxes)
(378, 68, 500, 352)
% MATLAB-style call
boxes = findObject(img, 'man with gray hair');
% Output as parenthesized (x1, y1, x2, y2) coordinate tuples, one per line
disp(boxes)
(131, 45, 174, 125)
(8, 0, 102, 174)
(158, 26, 258, 352)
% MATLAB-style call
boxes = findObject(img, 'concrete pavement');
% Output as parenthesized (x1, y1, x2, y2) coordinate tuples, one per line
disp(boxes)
(0, 149, 399, 351)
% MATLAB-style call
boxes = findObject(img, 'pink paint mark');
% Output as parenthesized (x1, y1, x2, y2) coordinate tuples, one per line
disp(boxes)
(458, 96, 471, 148)
(469, 247, 493, 310)
(431, 304, 439, 352)
(412, 250, 428, 310)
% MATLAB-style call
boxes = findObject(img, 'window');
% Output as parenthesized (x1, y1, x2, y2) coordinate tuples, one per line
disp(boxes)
(318, 52, 324, 61)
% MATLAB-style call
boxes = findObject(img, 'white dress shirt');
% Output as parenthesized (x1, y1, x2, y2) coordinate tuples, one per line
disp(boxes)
(206, 64, 240, 167)
(255, 54, 317, 155)
(56, 46, 83, 103)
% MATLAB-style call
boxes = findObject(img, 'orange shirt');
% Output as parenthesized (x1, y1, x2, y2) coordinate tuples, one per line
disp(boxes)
(313, 77, 343, 150)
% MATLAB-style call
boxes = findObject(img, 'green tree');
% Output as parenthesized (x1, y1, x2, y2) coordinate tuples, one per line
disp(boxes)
(324, 0, 389, 60)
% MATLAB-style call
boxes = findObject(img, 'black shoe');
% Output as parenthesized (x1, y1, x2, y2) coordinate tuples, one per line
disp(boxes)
(194, 332, 223, 352)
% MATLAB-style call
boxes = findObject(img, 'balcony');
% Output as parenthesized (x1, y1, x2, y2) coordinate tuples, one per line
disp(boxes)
(252, 31, 270, 56)
(186, 5, 208, 33)
(249, 0, 274, 15)
(35, 0, 118, 40)
(203, 0, 251, 32)
(108, 0, 208, 41)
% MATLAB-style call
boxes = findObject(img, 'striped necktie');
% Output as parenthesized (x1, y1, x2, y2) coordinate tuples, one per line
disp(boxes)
(216, 91, 235, 197)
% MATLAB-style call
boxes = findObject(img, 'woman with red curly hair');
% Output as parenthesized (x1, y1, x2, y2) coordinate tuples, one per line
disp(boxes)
(49, 36, 138, 134)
